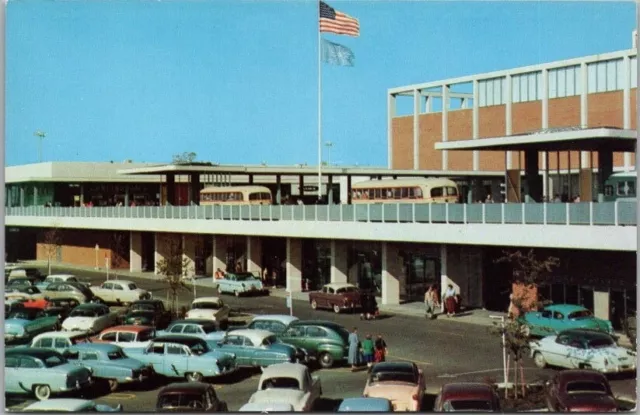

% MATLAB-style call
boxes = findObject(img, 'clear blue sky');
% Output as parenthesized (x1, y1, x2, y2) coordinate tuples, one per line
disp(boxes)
(6, 0, 636, 167)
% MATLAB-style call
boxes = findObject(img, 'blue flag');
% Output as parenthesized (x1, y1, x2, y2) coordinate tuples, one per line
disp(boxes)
(321, 38, 355, 67)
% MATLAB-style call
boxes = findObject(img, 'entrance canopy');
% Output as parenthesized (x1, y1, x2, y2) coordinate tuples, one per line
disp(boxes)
(434, 127, 637, 153)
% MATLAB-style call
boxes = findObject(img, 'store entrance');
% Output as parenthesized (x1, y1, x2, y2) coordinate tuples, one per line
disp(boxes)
(261, 237, 287, 287)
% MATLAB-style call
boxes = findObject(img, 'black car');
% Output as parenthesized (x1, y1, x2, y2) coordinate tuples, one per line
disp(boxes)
(122, 299, 172, 329)
(156, 382, 228, 412)
(44, 297, 82, 321)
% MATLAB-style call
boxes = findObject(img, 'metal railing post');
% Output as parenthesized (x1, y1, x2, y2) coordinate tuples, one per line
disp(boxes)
(589, 202, 593, 226)
(445, 203, 449, 224)
(463, 203, 467, 223)
(614, 201, 619, 226)
(521, 202, 526, 224)
(429, 203, 432, 224)
(486, 203, 489, 224)
(280, 204, 283, 222)
(382, 204, 385, 223)
(340, 204, 343, 222)
(543, 202, 547, 225)
(412, 203, 416, 223)
(270, 204, 273, 221)
(565, 203, 570, 225)
(315, 204, 318, 221)
(397, 203, 400, 223)
(259, 205, 263, 221)
(367, 203, 371, 223)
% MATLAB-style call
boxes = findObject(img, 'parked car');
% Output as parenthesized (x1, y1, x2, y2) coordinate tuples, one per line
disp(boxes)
(309, 283, 361, 314)
(91, 325, 157, 349)
(6, 277, 37, 289)
(23, 399, 123, 412)
(122, 299, 172, 328)
(185, 297, 231, 326)
(239, 403, 295, 412)
(156, 382, 229, 412)
(520, 304, 614, 337)
(242, 314, 300, 334)
(5, 307, 62, 347)
(31, 330, 93, 353)
(433, 382, 501, 412)
(36, 274, 91, 291)
(363, 362, 426, 411)
(44, 298, 82, 321)
(5, 285, 47, 302)
(7, 267, 45, 283)
(5, 347, 93, 401)
(338, 397, 393, 412)
(90, 280, 152, 305)
(62, 303, 119, 333)
(41, 282, 96, 304)
(216, 272, 269, 296)
(529, 329, 637, 373)
(243, 363, 322, 411)
(157, 319, 226, 342)
(6, 298, 26, 315)
(544, 369, 618, 412)
(211, 329, 304, 368)
(278, 320, 350, 368)
(64, 343, 154, 392)
(125, 335, 237, 381)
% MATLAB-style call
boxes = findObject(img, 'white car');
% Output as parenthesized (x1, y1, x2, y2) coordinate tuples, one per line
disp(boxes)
(5, 286, 47, 302)
(90, 280, 151, 305)
(37, 274, 90, 290)
(31, 330, 93, 353)
(62, 303, 119, 334)
(242, 363, 322, 412)
(185, 297, 231, 325)
(239, 403, 295, 412)
(529, 329, 637, 374)
(23, 398, 122, 412)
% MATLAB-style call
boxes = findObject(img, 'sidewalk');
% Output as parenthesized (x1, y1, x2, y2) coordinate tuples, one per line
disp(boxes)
(18, 260, 633, 348)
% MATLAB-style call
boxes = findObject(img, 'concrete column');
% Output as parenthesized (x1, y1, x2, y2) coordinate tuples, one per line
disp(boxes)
(246, 236, 262, 274)
(129, 231, 142, 272)
(19, 186, 24, 207)
(441, 85, 449, 171)
(330, 240, 348, 284)
(327, 175, 334, 204)
(381, 242, 400, 305)
(124, 185, 130, 206)
(439, 245, 461, 312)
(286, 238, 302, 292)
(182, 235, 196, 278)
(276, 175, 282, 204)
(388, 93, 396, 168)
(472, 80, 480, 171)
(505, 74, 513, 169)
(213, 236, 228, 274)
(154, 233, 167, 275)
(413, 89, 421, 170)
(166, 174, 176, 206)
(593, 290, 610, 321)
(80, 184, 85, 206)
(623, 55, 632, 171)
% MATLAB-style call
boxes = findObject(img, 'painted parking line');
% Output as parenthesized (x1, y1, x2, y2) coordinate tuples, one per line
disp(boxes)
(103, 393, 137, 400)
(388, 354, 432, 366)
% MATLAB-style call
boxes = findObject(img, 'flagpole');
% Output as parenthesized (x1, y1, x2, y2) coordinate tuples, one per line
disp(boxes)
(317, 2, 323, 201)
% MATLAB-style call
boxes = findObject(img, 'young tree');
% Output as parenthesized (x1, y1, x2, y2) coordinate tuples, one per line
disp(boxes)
(155, 234, 192, 316)
(42, 226, 62, 276)
(172, 152, 197, 164)
(109, 232, 127, 280)
(490, 249, 560, 399)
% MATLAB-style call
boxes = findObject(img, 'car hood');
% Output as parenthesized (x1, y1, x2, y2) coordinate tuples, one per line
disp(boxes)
(563, 394, 617, 411)
(5, 318, 31, 330)
(249, 389, 306, 406)
(62, 317, 98, 329)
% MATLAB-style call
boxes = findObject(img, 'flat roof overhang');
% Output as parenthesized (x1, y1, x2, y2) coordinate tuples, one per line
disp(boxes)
(434, 128, 637, 153)
(117, 165, 506, 178)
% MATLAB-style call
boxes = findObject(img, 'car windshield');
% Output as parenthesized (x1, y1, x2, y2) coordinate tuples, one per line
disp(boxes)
(261, 335, 278, 346)
(587, 337, 615, 349)
(261, 377, 300, 390)
(201, 325, 218, 334)
(70, 308, 99, 317)
(568, 310, 593, 319)
(234, 273, 256, 281)
(132, 304, 155, 312)
(566, 381, 608, 394)
(443, 400, 493, 411)
(369, 371, 418, 384)
(158, 394, 205, 409)
(44, 355, 66, 367)
(190, 342, 209, 355)
(337, 287, 357, 294)
(193, 302, 220, 310)
(107, 350, 126, 360)
(7, 310, 35, 320)
(128, 283, 138, 290)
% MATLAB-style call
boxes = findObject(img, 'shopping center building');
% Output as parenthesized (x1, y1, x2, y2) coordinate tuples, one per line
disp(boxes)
(5, 40, 637, 329)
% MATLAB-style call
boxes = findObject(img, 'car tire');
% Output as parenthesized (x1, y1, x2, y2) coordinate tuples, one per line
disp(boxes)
(319, 352, 334, 369)
(186, 372, 204, 382)
(34, 384, 52, 401)
(333, 304, 341, 314)
(108, 379, 119, 392)
(533, 352, 547, 369)
(311, 300, 318, 310)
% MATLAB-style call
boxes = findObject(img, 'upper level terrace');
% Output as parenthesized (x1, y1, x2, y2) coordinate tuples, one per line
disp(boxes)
(6, 201, 636, 252)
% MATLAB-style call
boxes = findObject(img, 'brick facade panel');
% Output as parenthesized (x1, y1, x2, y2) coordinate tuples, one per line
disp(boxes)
(418, 113, 442, 170)
(392, 117, 414, 169)
(548, 96, 580, 128)
(446, 110, 473, 170)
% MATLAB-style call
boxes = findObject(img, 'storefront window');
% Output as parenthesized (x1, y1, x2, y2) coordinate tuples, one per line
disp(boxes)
(346, 242, 382, 292)
(301, 240, 330, 290)
(401, 251, 440, 302)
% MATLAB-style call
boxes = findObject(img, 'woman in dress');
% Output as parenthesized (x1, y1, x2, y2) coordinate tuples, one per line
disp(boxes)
(442, 284, 458, 317)
(374, 334, 388, 363)
(348, 327, 360, 371)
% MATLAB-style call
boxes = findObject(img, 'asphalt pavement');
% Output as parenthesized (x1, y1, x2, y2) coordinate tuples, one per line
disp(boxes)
(5, 264, 637, 411)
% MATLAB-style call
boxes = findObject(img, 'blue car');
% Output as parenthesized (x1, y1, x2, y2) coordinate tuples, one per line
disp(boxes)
(338, 398, 393, 412)
(5, 307, 61, 347)
(5, 348, 93, 401)
(156, 319, 226, 342)
(64, 343, 154, 392)
(125, 335, 237, 382)
(519, 304, 614, 337)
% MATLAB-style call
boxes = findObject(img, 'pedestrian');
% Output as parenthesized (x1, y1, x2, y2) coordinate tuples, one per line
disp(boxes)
(367, 293, 378, 320)
(442, 284, 458, 317)
(359, 292, 369, 320)
(374, 334, 388, 363)
(424, 285, 440, 319)
(348, 327, 360, 371)
(235, 261, 242, 273)
(362, 334, 375, 369)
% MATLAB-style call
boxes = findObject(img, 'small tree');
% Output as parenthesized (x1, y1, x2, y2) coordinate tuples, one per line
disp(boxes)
(43, 226, 62, 276)
(490, 249, 560, 399)
(172, 152, 197, 164)
(155, 235, 192, 316)
(109, 232, 127, 280)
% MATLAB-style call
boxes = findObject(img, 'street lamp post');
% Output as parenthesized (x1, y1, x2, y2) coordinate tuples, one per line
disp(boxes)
(489, 315, 512, 392)
(34, 130, 46, 163)
(324, 141, 333, 166)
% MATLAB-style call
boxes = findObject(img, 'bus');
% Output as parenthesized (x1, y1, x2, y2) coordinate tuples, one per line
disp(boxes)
(199, 185, 272, 205)
(351, 177, 459, 204)
(603, 171, 636, 202)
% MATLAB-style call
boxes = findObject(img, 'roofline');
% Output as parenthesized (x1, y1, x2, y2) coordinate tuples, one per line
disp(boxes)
(389, 48, 636, 93)
(434, 128, 637, 152)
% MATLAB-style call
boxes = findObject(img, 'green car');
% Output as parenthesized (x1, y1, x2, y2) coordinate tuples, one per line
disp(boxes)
(519, 304, 614, 337)
(5, 307, 61, 347)
(278, 320, 350, 368)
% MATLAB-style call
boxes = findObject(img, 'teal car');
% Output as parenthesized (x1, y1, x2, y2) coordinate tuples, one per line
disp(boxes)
(125, 335, 237, 382)
(5, 307, 61, 347)
(519, 304, 614, 337)
(210, 329, 306, 368)
(277, 320, 350, 368)
(216, 272, 269, 296)
(64, 343, 154, 392)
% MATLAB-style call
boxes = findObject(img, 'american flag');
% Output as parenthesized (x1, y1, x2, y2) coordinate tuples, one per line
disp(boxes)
(319, 1, 359, 37)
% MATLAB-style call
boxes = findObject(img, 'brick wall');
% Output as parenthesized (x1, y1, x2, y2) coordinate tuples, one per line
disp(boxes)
(36, 229, 130, 269)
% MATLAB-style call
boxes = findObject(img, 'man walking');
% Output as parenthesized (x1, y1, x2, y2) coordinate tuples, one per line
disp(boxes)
(424, 285, 440, 319)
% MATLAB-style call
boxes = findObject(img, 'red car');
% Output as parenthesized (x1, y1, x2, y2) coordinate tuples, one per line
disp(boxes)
(545, 370, 618, 412)
(433, 382, 501, 412)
